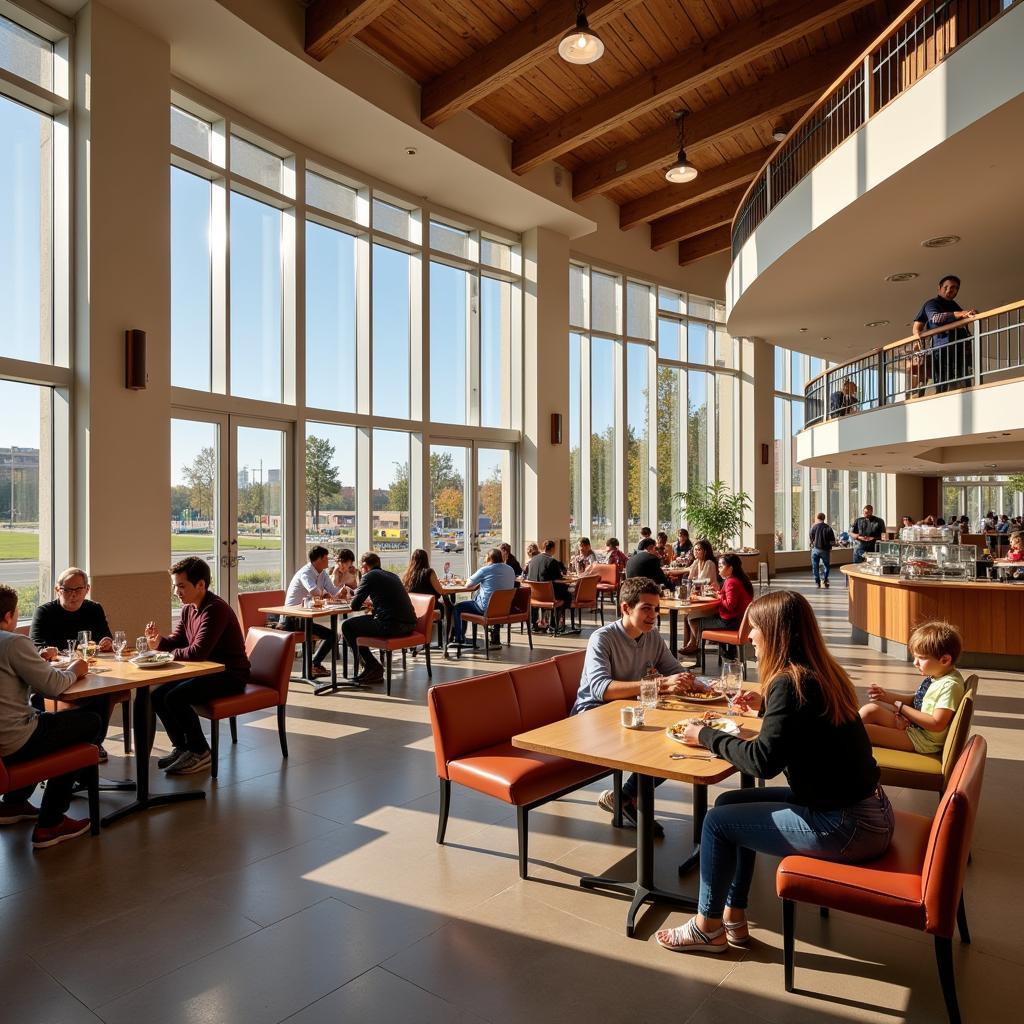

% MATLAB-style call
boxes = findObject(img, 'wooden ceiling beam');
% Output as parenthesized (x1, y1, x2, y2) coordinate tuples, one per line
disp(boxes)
(650, 186, 749, 250)
(620, 147, 773, 231)
(678, 225, 732, 267)
(573, 35, 867, 200)
(420, 0, 642, 129)
(511, 0, 876, 174)
(305, 0, 397, 62)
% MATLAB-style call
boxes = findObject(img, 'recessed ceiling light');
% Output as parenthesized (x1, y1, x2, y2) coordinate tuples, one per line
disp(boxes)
(403, 147, 417, 156)
(921, 235, 961, 248)
(885, 272, 919, 282)
(1003, 432, 1012, 436)
(799, 327, 808, 332)
(865, 320, 890, 328)
(820, 336, 831, 341)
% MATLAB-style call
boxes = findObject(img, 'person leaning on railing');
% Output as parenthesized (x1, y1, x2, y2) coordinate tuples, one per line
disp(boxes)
(912, 275, 977, 393)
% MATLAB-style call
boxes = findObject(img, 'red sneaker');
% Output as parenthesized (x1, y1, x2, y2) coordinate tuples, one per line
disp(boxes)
(0, 799, 40, 825)
(31, 815, 91, 850)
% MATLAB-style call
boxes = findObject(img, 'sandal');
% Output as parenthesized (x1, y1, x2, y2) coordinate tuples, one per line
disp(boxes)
(723, 918, 750, 947)
(656, 917, 728, 954)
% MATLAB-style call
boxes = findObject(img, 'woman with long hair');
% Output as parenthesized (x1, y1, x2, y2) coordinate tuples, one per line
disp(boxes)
(401, 548, 443, 596)
(331, 548, 358, 592)
(679, 540, 720, 654)
(699, 553, 753, 659)
(656, 591, 891, 954)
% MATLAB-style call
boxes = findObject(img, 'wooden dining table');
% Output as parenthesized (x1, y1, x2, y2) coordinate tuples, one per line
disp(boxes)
(658, 595, 721, 655)
(513, 699, 761, 937)
(258, 602, 363, 695)
(60, 653, 224, 826)
(437, 580, 476, 657)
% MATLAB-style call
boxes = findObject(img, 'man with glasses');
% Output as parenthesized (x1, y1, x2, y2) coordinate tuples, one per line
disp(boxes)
(143, 557, 250, 776)
(30, 567, 118, 761)
(341, 552, 416, 685)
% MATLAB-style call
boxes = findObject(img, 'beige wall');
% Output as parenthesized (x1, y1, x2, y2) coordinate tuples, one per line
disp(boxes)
(740, 338, 776, 570)
(75, 2, 173, 631)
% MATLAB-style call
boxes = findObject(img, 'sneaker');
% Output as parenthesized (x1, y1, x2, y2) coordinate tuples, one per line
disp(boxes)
(815, 580, 821, 588)
(823, 580, 830, 588)
(354, 664, 384, 683)
(310, 664, 330, 679)
(597, 789, 664, 838)
(157, 747, 186, 770)
(97, 745, 109, 763)
(0, 799, 40, 825)
(165, 749, 212, 775)
(31, 815, 91, 849)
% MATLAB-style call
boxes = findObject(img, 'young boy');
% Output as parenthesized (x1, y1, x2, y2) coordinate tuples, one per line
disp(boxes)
(859, 621, 965, 754)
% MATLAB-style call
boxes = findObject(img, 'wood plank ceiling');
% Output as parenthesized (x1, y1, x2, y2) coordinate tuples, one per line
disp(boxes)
(305, 0, 899, 269)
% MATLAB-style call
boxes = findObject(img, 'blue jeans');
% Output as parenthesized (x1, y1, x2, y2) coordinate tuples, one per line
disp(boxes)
(811, 548, 831, 583)
(853, 545, 869, 564)
(697, 785, 894, 917)
(452, 599, 485, 642)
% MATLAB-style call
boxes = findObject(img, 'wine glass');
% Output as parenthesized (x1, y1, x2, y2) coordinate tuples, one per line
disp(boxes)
(112, 630, 127, 659)
(77, 629, 91, 659)
(718, 661, 743, 716)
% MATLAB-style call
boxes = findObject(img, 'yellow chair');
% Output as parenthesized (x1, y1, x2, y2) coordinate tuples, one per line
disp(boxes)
(872, 674, 978, 794)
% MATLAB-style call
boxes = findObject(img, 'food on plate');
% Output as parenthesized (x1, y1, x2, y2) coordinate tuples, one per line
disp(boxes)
(678, 686, 721, 702)
(667, 712, 731, 739)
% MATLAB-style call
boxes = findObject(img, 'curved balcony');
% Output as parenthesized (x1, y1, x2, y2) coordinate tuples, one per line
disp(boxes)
(731, 0, 1021, 259)
(803, 299, 1024, 427)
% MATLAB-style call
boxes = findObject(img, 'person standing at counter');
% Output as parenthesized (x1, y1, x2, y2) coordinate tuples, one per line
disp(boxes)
(850, 504, 885, 564)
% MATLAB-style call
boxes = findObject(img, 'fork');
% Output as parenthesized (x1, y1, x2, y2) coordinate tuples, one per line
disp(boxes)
(669, 753, 717, 760)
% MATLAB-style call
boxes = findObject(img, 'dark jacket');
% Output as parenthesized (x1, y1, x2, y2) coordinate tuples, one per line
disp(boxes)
(504, 555, 523, 577)
(526, 553, 565, 583)
(700, 673, 880, 811)
(624, 550, 670, 588)
(809, 522, 836, 551)
(30, 599, 112, 650)
(351, 568, 416, 629)
(157, 591, 250, 684)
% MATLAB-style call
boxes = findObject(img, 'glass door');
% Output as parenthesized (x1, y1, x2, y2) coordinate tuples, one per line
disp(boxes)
(170, 412, 290, 613)
(429, 443, 470, 579)
(474, 445, 514, 570)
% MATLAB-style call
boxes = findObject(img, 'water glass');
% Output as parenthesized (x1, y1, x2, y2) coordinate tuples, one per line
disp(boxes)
(112, 630, 127, 659)
(77, 629, 91, 657)
(719, 661, 743, 716)
(136, 636, 149, 657)
(65, 639, 77, 662)
(639, 677, 659, 709)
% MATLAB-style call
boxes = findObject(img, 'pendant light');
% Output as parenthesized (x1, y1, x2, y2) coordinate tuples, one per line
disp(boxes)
(665, 111, 698, 184)
(558, 0, 605, 65)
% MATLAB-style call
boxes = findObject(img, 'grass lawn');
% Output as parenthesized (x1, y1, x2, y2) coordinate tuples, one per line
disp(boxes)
(0, 532, 40, 560)
(171, 534, 281, 552)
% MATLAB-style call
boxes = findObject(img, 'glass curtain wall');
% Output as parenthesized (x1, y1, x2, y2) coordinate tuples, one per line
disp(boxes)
(169, 93, 522, 572)
(774, 346, 889, 551)
(0, 13, 69, 620)
(568, 264, 740, 551)
(942, 476, 1022, 523)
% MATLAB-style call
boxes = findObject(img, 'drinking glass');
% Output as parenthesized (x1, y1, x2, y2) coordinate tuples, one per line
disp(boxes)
(718, 661, 743, 716)
(639, 677, 659, 710)
(65, 639, 77, 662)
(136, 636, 149, 657)
(112, 630, 127, 659)
(77, 629, 91, 658)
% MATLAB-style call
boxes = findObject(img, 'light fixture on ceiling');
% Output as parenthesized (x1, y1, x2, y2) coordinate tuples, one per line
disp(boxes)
(921, 234, 961, 248)
(799, 327, 808, 332)
(665, 111, 698, 184)
(821, 336, 831, 341)
(865, 320, 890, 328)
(558, 0, 604, 65)
(771, 125, 787, 142)
(885, 272, 918, 282)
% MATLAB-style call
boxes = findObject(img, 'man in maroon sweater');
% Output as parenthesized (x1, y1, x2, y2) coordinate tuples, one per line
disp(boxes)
(143, 557, 250, 776)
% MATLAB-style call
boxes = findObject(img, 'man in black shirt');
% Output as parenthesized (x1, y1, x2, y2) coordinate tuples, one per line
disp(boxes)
(850, 504, 886, 564)
(526, 539, 569, 630)
(342, 552, 417, 683)
(30, 567, 119, 760)
(808, 513, 836, 588)
(913, 275, 977, 392)
(625, 538, 670, 588)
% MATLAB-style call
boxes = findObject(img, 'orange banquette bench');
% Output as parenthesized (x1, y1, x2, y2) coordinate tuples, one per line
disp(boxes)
(428, 650, 621, 879)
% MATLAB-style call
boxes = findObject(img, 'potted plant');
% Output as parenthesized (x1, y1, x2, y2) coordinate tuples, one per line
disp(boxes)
(673, 480, 751, 553)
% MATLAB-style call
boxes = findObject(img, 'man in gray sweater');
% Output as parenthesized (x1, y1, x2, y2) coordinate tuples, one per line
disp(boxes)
(0, 585, 102, 849)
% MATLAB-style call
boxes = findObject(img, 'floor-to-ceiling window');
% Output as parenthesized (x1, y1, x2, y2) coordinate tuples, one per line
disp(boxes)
(774, 346, 889, 550)
(568, 264, 740, 551)
(0, 12, 70, 619)
(169, 89, 523, 601)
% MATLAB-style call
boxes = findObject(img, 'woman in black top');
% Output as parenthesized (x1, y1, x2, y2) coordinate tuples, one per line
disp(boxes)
(401, 549, 444, 597)
(657, 590, 892, 954)
(499, 543, 523, 577)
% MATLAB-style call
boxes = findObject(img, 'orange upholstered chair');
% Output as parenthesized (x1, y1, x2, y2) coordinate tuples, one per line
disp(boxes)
(456, 588, 533, 658)
(777, 735, 986, 1024)
(191, 627, 296, 780)
(528, 580, 564, 632)
(566, 573, 600, 633)
(590, 562, 620, 621)
(1, 743, 101, 837)
(699, 627, 748, 678)
(355, 593, 435, 696)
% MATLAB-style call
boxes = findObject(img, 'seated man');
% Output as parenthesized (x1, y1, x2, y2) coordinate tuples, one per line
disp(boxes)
(275, 545, 342, 679)
(625, 537, 671, 588)
(144, 557, 250, 776)
(573, 577, 696, 836)
(341, 552, 417, 684)
(452, 548, 516, 648)
(575, 537, 598, 572)
(526, 539, 569, 631)
(0, 584, 102, 849)
(602, 537, 627, 569)
(29, 566, 119, 761)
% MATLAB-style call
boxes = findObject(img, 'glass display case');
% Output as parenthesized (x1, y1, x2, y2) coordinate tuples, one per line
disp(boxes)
(873, 541, 978, 580)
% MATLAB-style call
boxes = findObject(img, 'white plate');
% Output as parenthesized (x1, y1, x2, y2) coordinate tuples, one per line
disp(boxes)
(130, 655, 175, 669)
(666, 718, 740, 746)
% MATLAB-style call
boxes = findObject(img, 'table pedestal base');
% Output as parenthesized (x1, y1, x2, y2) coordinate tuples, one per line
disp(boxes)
(102, 789, 205, 826)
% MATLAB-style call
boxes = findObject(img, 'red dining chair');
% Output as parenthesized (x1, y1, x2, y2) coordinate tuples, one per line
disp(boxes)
(528, 580, 564, 633)
(591, 563, 620, 623)
(191, 627, 297, 780)
(565, 574, 600, 633)
(356, 594, 436, 696)
(1, 743, 101, 837)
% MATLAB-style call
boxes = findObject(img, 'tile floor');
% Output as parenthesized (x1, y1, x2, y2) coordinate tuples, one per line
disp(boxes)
(2, 574, 1019, 1023)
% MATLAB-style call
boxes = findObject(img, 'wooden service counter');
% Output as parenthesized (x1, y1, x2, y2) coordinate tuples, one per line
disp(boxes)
(842, 564, 1024, 669)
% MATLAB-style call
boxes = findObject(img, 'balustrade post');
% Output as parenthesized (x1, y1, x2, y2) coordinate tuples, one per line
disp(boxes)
(876, 352, 885, 408)
(863, 54, 872, 122)
(972, 316, 981, 388)
(765, 164, 772, 213)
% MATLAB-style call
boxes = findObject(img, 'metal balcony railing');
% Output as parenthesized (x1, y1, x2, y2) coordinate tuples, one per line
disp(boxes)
(803, 300, 1024, 427)
(731, 0, 1020, 257)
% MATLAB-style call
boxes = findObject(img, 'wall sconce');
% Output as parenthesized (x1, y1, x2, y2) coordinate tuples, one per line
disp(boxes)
(551, 413, 563, 445)
(125, 329, 147, 390)
(761, 443, 770, 465)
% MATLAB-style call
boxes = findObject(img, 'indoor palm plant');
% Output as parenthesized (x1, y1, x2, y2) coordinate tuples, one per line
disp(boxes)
(674, 480, 751, 553)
